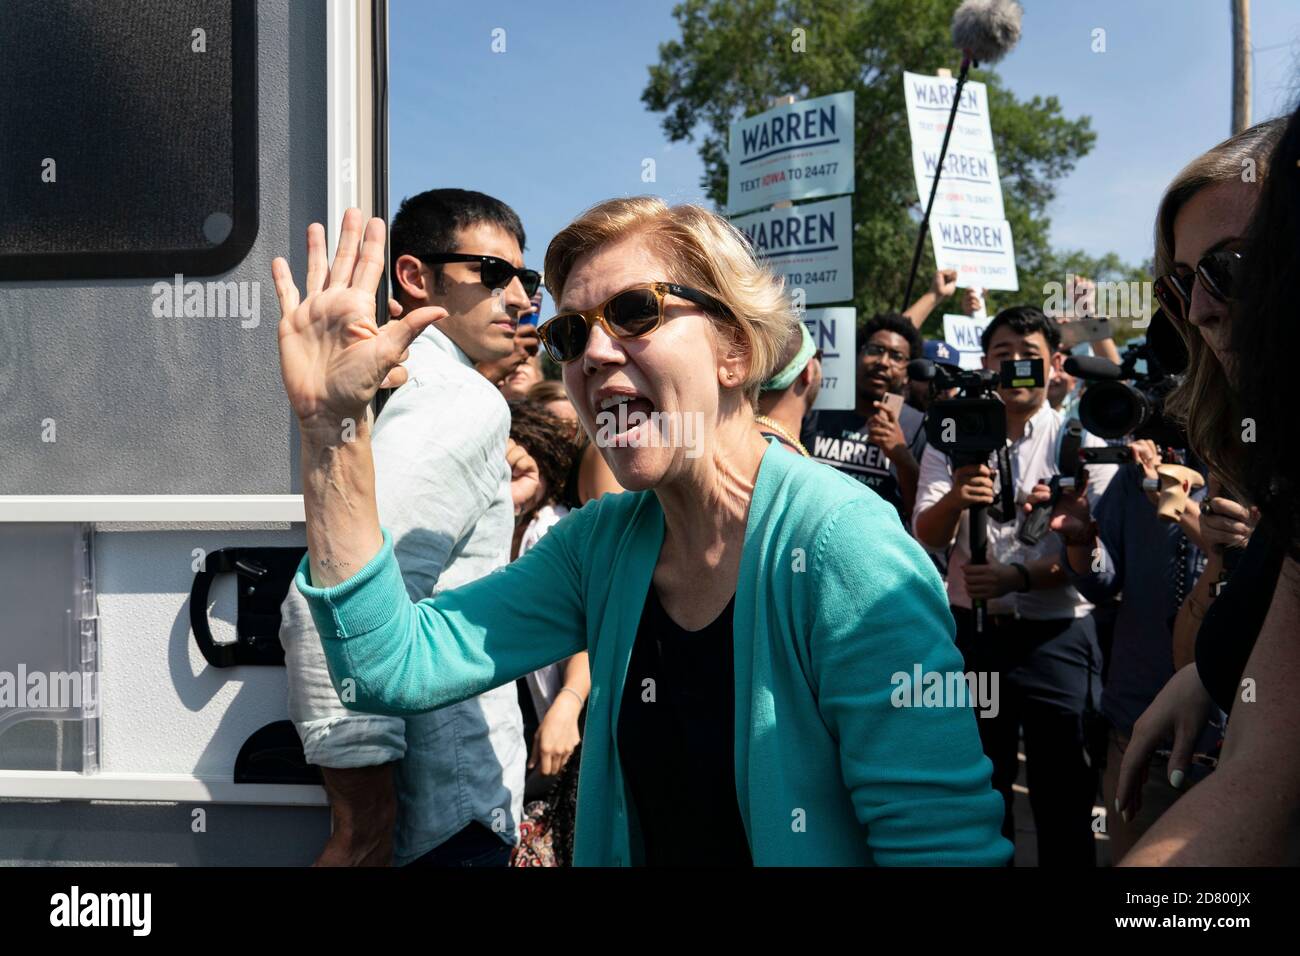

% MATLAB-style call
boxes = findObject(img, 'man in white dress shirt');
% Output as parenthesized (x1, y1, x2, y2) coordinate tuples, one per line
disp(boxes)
(913, 306, 1117, 867)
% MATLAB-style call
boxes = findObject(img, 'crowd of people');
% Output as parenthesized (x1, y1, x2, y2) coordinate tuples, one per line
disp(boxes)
(272, 102, 1300, 867)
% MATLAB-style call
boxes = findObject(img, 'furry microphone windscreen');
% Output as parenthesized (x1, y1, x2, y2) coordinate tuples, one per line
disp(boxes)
(951, 0, 1023, 65)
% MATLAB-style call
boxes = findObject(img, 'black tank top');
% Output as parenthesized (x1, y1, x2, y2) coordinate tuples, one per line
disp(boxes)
(617, 585, 752, 866)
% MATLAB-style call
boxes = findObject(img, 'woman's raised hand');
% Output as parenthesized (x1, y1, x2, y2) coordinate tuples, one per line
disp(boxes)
(272, 208, 446, 436)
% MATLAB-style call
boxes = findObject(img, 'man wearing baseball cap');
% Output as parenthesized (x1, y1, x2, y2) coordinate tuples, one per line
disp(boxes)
(907, 339, 962, 413)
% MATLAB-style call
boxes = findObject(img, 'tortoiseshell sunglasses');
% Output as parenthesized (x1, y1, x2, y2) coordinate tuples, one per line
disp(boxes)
(538, 282, 732, 363)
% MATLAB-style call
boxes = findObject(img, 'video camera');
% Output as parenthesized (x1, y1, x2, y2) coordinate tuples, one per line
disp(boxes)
(909, 356, 1046, 525)
(1065, 308, 1188, 448)
(906, 355, 1047, 636)
(908, 357, 1046, 462)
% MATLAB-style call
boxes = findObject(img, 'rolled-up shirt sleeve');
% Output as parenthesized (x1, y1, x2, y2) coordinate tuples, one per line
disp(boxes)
(277, 366, 505, 767)
(279, 585, 407, 768)
(911, 443, 954, 549)
(296, 503, 594, 717)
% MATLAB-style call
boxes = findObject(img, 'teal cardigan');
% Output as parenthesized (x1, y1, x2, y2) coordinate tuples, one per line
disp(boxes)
(297, 440, 1012, 866)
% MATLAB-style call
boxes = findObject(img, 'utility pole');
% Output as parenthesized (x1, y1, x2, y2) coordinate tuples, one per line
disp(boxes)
(1232, 0, 1251, 134)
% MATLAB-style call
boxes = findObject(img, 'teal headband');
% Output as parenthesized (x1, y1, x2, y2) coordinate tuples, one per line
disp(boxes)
(761, 322, 817, 392)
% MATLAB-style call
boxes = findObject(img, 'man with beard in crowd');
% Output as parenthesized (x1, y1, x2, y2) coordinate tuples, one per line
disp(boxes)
(802, 313, 926, 524)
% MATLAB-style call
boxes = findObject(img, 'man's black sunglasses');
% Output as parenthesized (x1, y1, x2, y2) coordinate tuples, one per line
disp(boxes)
(415, 253, 541, 297)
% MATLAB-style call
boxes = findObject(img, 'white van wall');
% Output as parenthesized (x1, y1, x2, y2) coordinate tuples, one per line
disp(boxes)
(0, 0, 324, 497)
(0, 1, 333, 864)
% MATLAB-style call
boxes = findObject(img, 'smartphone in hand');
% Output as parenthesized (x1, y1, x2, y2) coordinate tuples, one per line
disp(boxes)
(1058, 317, 1113, 349)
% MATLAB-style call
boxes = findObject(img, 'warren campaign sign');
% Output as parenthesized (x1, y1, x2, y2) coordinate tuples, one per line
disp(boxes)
(929, 216, 1019, 291)
(942, 313, 993, 370)
(911, 144, 1004, 220)
(902, 72, 994, 152)
(733, 196, 852, 305)
(802, 306, 855, 411)
(726, 91, 855, 214)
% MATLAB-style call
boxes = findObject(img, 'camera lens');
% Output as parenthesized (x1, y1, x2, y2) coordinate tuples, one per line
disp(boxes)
(1079, 380, 1152, 439)
(956, 409, 990, 437)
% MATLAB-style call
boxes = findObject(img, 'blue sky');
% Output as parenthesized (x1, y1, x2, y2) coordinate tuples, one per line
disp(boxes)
(389, 0, 1300, 297)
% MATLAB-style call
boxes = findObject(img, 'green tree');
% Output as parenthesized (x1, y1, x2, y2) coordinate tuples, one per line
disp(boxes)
(643, 0, 1142, 340)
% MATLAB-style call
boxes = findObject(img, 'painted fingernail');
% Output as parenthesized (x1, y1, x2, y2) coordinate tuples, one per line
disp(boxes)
(1169, 769, 1185, 790)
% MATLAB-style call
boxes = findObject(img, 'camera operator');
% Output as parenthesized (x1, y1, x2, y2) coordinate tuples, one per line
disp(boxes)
(1031, 439, 1217, 858)
(906, 340, 960, 413)
(913, 306, 1118, 866)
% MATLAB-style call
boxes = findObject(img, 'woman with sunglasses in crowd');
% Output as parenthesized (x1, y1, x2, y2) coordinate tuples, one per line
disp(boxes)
(271, 198, 1010, 867)
(1115, 114, 1299, 864)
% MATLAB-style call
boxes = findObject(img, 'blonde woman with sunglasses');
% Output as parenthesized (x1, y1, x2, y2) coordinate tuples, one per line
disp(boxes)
(273, 198, 1009, 867)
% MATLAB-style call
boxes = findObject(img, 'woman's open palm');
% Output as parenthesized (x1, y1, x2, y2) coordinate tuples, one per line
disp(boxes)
(272, 208, 445, 433)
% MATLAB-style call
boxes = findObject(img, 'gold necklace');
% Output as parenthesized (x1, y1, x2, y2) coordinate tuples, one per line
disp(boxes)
(754, 415, 810, 457)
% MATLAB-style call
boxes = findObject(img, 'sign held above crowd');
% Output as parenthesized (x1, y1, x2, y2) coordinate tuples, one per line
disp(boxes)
(732, 196, 853, 305)
(726, 90, 855, 214)
(910, 144, 1004, 220)
(929, 215, 1019, 291)
(903, 68, 1018, 295)
(902, 71, 995, 152)
(725, 90, 856, 393)
(942, 313, 993, 369)
(897, 0, 1023, 310)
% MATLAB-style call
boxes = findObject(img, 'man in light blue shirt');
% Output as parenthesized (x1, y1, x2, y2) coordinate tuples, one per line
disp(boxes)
(279, 189, 538, 866)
